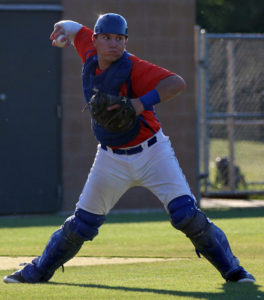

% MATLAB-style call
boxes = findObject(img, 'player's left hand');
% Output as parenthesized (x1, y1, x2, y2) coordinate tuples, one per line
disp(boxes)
(88, 91, 138, 132)
(107, 98, 144, 116)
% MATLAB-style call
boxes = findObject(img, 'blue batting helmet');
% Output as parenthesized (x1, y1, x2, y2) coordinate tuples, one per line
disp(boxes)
(94, 13, 128, 37)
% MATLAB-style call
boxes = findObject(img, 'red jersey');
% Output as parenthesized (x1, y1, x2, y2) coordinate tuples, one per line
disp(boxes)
(74, 26, 175, 147)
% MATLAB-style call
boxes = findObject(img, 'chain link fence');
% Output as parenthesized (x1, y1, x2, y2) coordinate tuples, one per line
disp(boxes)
(196, 28, 264, 198)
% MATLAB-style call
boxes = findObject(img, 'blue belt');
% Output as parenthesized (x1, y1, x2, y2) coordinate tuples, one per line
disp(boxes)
(101, 136, 157, 155)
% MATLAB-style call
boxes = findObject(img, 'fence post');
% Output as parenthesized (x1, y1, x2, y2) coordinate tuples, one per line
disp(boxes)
(194, 25, 202, 206)
(201, 29, 210, 196)
(226, 40, 236, 192)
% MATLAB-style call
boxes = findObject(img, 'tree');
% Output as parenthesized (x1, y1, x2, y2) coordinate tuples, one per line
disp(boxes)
(196, 0, 264, 33)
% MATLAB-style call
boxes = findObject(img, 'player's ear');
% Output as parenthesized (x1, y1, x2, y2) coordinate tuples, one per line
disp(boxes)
(92, 35, 97, 46)
(124, 37, 128, 48)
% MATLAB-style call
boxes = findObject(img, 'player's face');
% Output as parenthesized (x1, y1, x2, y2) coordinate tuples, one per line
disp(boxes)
(93, 33, 127, 70)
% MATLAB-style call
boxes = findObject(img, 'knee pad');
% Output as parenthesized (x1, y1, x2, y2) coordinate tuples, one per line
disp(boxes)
(63, 208, 106, 243)
(168, 195, 210, 237)
(168, 195, 198, 229)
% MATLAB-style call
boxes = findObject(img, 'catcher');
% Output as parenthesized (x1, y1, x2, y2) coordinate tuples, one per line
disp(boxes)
(4, 13, 255, 284)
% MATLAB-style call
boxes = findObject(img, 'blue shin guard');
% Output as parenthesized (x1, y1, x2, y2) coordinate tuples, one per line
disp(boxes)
(168, 195, 241, 279)
(21, 209, 105, 283)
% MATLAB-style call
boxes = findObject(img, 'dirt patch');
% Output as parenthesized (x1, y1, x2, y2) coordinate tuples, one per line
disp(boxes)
(201, 198, 264, 209)
(0, 256, 187, 270)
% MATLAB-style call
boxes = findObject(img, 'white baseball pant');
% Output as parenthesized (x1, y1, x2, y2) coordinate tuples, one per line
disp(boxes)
(77, 129, 194, 215)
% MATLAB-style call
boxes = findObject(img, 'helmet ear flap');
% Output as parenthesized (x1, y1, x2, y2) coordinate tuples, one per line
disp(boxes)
(94, 13, 128, 37)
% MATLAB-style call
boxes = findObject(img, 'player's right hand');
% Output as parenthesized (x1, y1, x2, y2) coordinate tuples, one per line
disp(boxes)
(49, 21, 83, 47)
(49, 24, 71, 47)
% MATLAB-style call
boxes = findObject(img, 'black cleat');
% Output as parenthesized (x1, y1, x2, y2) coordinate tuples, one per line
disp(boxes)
(3, 270, 26, 284)
(227, 268, 256, 283)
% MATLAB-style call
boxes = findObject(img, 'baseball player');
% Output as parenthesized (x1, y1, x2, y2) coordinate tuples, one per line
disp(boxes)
(3, 13, 255, 284)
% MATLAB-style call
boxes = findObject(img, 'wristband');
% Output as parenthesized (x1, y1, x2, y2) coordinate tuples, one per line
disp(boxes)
(57, 20, 83, 35)
(139, 89, 160, 110)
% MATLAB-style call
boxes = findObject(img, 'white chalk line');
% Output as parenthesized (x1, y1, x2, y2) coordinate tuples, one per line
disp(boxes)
(0, 256, 190, 270)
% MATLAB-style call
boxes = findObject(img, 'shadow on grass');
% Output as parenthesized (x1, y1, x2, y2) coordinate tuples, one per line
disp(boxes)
(0, 207, 263, 228)
(107, 207, 264, 222)
(202, 207, 264, 220)
(48, 281, 263, 299)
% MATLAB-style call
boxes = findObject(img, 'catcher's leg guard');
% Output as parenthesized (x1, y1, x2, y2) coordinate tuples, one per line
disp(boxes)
(168, 195, 241, 279)
(21, 208, 105, 283)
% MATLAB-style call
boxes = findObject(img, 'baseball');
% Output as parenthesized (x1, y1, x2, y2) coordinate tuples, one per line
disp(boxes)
(54, 34, 67, 47)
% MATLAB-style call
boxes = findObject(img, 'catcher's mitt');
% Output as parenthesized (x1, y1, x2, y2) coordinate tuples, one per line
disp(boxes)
(88, 91, 137, 132)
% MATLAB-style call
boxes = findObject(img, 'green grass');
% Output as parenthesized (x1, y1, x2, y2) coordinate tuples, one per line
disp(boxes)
(201, 138, 264, 193)
(0, 209, 264, 299)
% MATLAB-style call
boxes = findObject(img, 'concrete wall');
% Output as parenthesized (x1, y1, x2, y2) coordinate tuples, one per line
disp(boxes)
(60, 0, 197, 212)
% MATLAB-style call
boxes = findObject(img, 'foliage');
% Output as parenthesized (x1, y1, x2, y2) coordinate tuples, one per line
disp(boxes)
(196, 0, 264, 33)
